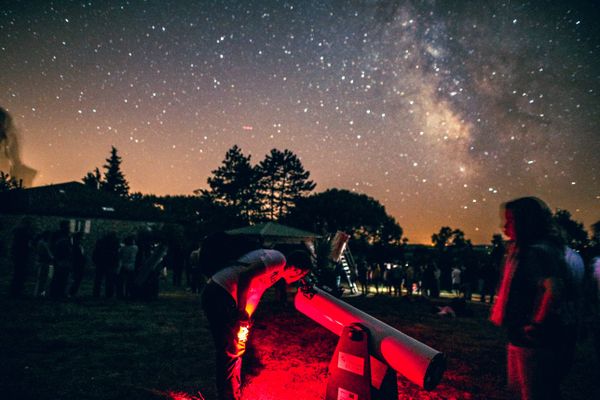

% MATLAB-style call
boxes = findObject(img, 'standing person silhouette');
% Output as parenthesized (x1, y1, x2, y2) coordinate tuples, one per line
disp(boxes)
(0, 107, 36, 186)
(490, 197, 572, 400)
(9, 218, 35, 298)
(202, 249, 312, 400)
(69, 232, 87, 298)
(49, 221, 72, 300)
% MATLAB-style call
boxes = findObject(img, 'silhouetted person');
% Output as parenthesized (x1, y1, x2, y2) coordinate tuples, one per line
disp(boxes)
(188, 243, 204, 293)
(0, 106, 36, 186)
(391, 265, 403, 296)
(167, 241, 185, 287)
(405, 263, 415, 297)
(481, 258, 500, 303)
(462, 264, 475, 301)
(591, 256, 600, 365)
(484, 238, 505, 303)
(356, 260, 368, 295)
(370, 264, 382, 294)
(9, 218, 34, 298)
(202, 249, 312, 400)
(134, 235, 168, 301)
(422, 263, 435, 297)
(49, 221, 72, 300)
(33, 230, 53, 297)
(451, 266, 462, 297)
(490, 197, 572, 400)
(118, 236, 138, 298)
(93, 232, 120, 298)
(557, 246, 585, 380)
(433, 265, 441, 298)
(68, 232, 86, 297)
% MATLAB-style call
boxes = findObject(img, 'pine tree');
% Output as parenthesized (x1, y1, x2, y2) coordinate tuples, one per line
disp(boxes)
(82, 167, 102, 190)
(201, 145, 259, 221)
(102, 146, 130, 197)
(256, 148, 315, 220)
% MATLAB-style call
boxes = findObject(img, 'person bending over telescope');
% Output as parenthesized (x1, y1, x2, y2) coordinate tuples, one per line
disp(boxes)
(202, 249, 312, 400)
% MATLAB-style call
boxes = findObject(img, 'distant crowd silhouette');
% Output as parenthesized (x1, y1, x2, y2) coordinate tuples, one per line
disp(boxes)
(8, 219, 181, 301)
(348, 258, 500, 303)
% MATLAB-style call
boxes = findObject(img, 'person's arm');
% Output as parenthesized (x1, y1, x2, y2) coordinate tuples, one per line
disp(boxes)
(236, 261, 265, 318)
(525, 246, 563, 336)
(532, 276, 560, 324)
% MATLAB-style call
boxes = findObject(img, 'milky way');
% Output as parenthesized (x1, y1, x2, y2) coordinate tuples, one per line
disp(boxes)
(1, 0, 599, 243)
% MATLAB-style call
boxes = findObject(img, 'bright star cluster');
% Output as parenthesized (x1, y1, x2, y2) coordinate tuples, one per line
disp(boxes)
(1, 1, 598, 243)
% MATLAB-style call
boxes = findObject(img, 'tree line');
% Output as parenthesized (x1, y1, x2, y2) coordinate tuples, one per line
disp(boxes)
(3, 144, 598, 266)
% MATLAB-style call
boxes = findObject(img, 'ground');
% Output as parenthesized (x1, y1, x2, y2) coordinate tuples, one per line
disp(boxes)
(0, 267, 598, 400)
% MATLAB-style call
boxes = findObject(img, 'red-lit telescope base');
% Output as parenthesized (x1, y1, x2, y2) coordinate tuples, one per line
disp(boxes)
(294, 286, 445, 390)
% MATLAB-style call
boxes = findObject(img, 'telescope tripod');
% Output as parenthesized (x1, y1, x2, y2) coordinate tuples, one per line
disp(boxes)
(326, 323, 398, 400)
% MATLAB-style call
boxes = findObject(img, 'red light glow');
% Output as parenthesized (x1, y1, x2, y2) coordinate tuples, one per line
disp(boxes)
(238, 325, 250, 344)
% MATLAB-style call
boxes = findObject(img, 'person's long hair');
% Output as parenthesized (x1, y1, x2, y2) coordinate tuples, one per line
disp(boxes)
(503, 196, 562, 248)
(0, 107, 21, 168)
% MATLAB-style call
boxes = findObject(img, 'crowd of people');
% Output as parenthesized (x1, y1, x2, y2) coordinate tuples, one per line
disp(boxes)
(7, 219, 177, 301)
(348, 258, 500, 302)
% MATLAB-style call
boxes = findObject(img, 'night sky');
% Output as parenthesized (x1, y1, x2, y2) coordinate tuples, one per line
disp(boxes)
(2, 0, 599, 244)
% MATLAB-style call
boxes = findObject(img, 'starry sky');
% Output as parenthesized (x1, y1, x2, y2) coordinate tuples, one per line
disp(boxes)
(1, 0, 599, 244)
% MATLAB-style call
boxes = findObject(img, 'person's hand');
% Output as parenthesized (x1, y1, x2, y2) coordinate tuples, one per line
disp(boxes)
(226, 311, 252, 358)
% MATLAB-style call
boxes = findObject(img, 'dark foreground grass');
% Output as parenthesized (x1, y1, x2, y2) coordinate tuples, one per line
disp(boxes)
(1, 270, 598, 399)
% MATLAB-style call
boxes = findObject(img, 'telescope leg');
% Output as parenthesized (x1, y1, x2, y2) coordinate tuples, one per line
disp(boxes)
(326, 323, 399, 400)
(370, 356, 398, 400)
(326, 323, 372, 400)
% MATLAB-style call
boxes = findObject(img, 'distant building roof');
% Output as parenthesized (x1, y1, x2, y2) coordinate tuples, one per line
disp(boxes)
(0, 181, 161, 221)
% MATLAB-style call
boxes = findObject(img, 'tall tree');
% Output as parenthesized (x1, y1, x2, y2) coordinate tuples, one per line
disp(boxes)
(431, 226, 472, 289)
(285, 188, 404, 263)
(102, 146, 129, 197)
(82, 167, 102, 190)
(257, 148, 315, 220)
(287, 188, 402, 242)
(432, 227, 471, 249)
(431, 227, 454, 251)
(450, 229, 471, 249)
(201, 145, 259, 222)
(553, 209, 588, 251)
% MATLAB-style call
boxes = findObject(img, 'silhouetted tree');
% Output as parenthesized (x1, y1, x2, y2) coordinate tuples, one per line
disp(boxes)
(451, 229, 472, 249)
(200, 145, 259, 222)
(82, 167, 102, 190)
(432, 227, 454, 251)
(256, 148, 315, 220)
(431, 226, 472, 290)
(286, 188, 403, 263)
(82, 147, 129, 197)
(553, 209, 588, 251)
(102, 146, 129, 197)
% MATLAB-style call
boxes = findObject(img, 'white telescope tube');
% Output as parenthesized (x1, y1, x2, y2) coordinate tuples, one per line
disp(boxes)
(294, 285, 445, 390)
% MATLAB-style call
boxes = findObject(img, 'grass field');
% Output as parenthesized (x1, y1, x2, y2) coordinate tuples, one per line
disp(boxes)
(1, 266, 599, 400)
